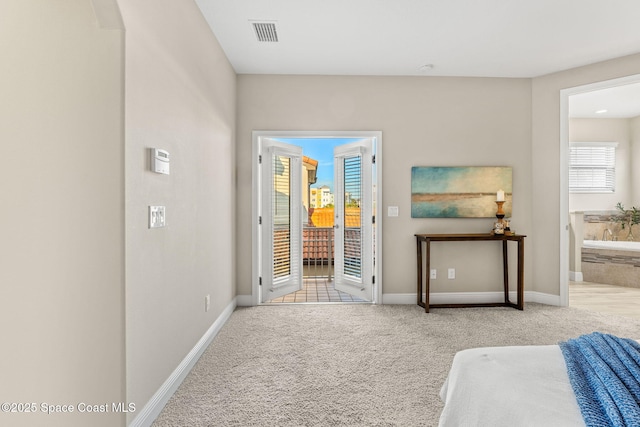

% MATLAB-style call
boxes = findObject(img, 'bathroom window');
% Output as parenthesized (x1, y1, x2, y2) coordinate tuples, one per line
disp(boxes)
(569, 142, 617, 193)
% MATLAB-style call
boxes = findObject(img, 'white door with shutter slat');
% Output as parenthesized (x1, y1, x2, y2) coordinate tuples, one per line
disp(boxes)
(260, 139, 303, 302)
(333, 139, 374, 301)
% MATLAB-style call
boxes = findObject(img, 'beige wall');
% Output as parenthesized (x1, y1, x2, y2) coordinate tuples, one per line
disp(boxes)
(531, 53, 640, 296)
(120, 0, 236, 421)
(237, 75, 533, 296)
(569, 118, 633, 211)
(0, 1, 126, 426)
(631, 116, 640, 205)
(5, 2, 640, 424)
(2, 1, 237, 425)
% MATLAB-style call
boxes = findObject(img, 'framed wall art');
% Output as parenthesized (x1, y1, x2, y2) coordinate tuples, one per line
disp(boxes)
(411, 166, 512, 218)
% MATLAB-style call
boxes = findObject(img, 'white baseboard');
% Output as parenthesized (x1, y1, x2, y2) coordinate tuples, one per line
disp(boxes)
(129, 298, 237, 427)
(569, 271, 583, 282)
(240, 292, 562, 307)
(381, 293, 416, 305)
(527, 291, 562, 306)
(382, 291, 561, 306)
(236, 294, 254, 307)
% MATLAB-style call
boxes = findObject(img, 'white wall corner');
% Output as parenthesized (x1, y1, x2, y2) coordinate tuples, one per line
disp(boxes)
(128, 298, 236, 427)
(236, 294, 254, 307)
(527, 291, 563, 306)
(90, 0, 125, 30)
(569, 271, 583, 282)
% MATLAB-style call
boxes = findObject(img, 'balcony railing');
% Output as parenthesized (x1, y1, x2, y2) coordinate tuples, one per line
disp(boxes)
(302, 226, 363, 280)
(303, 226, 334, 280)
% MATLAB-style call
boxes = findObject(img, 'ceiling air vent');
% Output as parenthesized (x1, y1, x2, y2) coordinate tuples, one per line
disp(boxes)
(252, 21, 279, 42)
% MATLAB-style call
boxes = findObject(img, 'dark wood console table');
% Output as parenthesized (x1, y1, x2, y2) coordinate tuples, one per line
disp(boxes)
(415, 233, 525, 313)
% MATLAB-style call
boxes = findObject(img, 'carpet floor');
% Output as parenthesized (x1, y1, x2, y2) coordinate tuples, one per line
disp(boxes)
(152, 303, 640, 426)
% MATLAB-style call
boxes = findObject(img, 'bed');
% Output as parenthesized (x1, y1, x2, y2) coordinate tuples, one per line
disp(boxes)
(438, 333, 640, 427)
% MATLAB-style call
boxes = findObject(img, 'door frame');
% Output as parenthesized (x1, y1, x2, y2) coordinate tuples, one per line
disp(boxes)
(252, 130, 383, 305)
(559, 73, 640, 307)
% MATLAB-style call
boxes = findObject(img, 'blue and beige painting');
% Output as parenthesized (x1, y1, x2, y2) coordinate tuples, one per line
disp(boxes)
(411, 166, 512, 218)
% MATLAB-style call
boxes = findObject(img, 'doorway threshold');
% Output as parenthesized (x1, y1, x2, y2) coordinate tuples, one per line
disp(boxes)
(266, 276, 368, 304)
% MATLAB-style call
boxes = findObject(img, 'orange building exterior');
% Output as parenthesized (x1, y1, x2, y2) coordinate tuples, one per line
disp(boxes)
(307, 207, 361, 227)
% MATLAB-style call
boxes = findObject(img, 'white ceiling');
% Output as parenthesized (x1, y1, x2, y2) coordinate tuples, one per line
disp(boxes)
(569, 82, 640, 119)
(195, 0, 640, 117)
(196, 0, 640, 78)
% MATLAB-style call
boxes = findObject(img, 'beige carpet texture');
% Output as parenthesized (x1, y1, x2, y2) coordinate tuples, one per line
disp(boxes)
(152, 303, 640, 426)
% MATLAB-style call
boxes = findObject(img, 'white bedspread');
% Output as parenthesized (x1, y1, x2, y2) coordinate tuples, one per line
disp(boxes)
(438, 345, 585, 426)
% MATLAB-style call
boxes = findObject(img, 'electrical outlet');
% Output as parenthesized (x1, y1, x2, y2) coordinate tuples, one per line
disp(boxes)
(205, 295, 210, 312)
(430, 269, 437, 279)
(448, 268, 455, 279)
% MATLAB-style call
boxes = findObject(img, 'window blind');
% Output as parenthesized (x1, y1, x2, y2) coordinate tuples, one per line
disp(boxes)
(569, 142, 617, 193)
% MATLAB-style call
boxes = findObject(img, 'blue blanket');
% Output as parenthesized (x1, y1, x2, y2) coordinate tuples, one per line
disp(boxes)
(559, 332, 640, 427)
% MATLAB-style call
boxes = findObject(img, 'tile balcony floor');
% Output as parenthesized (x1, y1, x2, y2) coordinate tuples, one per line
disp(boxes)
(267, 276, 366, 303)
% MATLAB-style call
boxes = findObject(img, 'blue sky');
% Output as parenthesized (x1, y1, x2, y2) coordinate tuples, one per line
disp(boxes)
(274, 138, 361, 191)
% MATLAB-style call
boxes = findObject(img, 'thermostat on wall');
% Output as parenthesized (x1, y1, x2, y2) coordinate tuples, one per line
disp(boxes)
(151, 148, 170, 175)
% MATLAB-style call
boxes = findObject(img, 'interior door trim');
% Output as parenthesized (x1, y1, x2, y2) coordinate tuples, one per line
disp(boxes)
(252, 130, 383, 305)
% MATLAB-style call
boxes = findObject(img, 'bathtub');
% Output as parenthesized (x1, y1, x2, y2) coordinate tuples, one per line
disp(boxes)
(581, 240, 640, 288)
(582, 240, 640, 252)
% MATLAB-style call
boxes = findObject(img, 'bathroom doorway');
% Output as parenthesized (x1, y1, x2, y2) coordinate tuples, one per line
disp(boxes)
(561, 74, 640, 313)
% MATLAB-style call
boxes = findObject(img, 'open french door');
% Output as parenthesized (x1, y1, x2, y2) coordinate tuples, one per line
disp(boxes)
(259, 139, 303, 303)
(333, 139, 374, 301)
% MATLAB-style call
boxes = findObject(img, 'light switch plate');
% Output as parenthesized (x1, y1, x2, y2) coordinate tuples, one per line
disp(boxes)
(388, 206, 399, 217)
(149, 206, 166, 228)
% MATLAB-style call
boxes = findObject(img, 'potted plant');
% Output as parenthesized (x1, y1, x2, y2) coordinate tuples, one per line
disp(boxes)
(616, 202, 640, 241)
